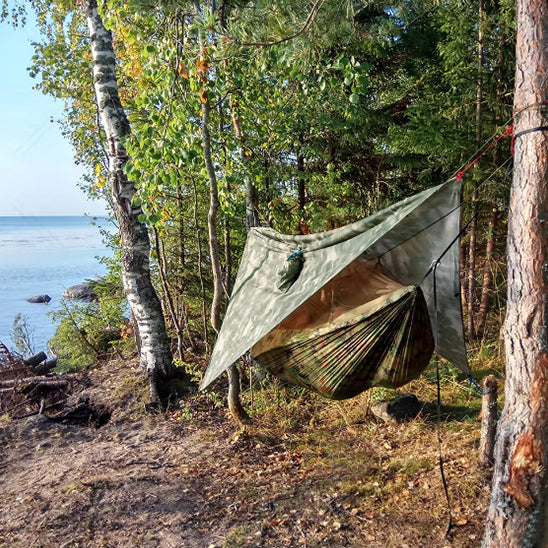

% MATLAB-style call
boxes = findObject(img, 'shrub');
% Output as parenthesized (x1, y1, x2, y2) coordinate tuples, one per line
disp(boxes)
(49, 273, 134, 372)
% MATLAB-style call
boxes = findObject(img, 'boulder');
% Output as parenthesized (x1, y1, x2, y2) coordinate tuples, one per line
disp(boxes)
(26, 294, 51, 304)
(371, 394, 421, 423)
(63, 283, 98, 302)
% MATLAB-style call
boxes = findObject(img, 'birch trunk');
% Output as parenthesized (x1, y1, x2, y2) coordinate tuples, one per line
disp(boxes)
(483, 0, 548, 544)
(85, 0, 173, 402)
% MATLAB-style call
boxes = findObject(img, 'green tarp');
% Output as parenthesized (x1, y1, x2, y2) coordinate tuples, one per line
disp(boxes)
(201, 179, 468, 393)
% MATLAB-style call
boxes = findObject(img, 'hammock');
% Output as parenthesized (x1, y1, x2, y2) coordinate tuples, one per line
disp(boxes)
(201, 179, 468, 399)
(252, 261, 434, 399)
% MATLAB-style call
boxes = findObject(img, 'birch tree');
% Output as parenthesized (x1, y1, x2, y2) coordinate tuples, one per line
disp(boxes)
(85, 0, 174, 403)
(483, 0, 548, 545)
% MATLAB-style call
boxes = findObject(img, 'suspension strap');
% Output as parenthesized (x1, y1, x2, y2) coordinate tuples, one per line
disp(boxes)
(433, 261, 453, 542)
(457, 125, 513, 181)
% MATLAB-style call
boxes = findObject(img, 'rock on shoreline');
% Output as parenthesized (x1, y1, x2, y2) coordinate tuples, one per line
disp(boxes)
(26, 294, 52, 304)
(63, 283, 98, 302)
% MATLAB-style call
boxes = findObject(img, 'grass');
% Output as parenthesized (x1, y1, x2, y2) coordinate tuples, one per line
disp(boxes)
(216, 353, 505, 546)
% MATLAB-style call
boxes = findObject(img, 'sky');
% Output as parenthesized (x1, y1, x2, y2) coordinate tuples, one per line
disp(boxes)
(0, 22, 108, 216)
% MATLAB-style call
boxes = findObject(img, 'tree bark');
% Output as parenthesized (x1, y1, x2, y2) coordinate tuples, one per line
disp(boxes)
(201, 93, 224, 332)
(230, 100, 260, 229)
(191, 176, 210, 350)
(23, 352, 47, 367)
(154, 229, 185, 360)
(226, 96, 252, 424)
(479, 375, 498, 467)
(476, 29, 506, 342)
(483, 0, 548, 545)
(197, 7, 248, 423)
(476, 207, 498, 341)
(297, 137, 306, 213)
(467, 0, 484, 340)
(175, 186, 197, 353)
(85, 0, 173, 403)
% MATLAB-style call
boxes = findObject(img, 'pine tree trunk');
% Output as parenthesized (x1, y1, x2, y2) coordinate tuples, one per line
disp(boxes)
(476, 207, 498, 341)
(201, 94, 224, 334)
(175, 187, 197, 353)
(460, 238, 468, 311)
(297, 137, 306, 214)
(467, 0, 484, 341)
(226, 104, 252, 423)
(483, 0, 548, 545)
(476, 29, 506, 343)
(85, 0, 173, 403)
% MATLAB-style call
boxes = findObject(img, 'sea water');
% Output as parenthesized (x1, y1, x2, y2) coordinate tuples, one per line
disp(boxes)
(0, 216, 111, 356)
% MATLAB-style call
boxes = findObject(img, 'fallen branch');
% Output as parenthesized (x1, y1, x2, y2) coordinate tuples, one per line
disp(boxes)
(0, 375, 74, 388)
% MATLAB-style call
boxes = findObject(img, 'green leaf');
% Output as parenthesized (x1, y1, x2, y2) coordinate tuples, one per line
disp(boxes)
(349, 93, 360, 105)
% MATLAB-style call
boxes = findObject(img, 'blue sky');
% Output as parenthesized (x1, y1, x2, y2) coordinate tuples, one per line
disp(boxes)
(0, 22, 108, 216)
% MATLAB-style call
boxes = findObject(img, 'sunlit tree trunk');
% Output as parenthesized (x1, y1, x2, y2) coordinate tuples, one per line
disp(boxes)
(85, 0, 173, 403)
(191, 177, 210, 350)
(154, 229, 185, 360)
(198, 3, 248, 423)
(483, 0, 548, 544)
(297, 135, 306, 232)
(476, 206, 498, 341)
(467, 0, 484, 340)
(476, 32, 506, 342)
(201, 91, 224, 335)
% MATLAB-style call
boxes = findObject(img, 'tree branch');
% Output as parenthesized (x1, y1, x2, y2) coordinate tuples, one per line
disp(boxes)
(211, 0, 326, 48)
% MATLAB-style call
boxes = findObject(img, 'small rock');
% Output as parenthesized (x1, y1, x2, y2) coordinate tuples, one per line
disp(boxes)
(26, 294, 51, 304)
(371, 394, 421, 423)
(63, 283, 98, 302)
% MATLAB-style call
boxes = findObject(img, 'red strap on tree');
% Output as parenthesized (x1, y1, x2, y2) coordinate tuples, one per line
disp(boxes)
(456, 125, 514, 181)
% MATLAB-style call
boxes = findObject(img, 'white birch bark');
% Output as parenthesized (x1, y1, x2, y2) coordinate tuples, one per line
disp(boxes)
(85, 0, 173, 402)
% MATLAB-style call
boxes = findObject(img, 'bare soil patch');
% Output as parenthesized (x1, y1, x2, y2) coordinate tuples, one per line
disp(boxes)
(0, 358, 492, 547)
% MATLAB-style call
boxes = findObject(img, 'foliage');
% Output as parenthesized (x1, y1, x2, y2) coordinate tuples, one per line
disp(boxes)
(2, 0, 517, 385)
(10, 314, 35, 356)
(49, 273, 134, 372)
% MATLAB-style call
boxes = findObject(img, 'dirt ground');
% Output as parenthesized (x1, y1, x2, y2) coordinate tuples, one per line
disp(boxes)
(0, 358, 492, 547)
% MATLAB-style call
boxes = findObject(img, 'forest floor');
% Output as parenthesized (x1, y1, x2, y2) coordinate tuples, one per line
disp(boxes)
(0, 355, 502, 547)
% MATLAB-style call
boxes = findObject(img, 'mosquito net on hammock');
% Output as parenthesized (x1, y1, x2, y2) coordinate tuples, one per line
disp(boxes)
(201, 179, 468, 400)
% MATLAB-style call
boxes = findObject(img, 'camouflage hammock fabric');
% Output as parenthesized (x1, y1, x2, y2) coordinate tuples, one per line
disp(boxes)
(252, 284, 434, 400)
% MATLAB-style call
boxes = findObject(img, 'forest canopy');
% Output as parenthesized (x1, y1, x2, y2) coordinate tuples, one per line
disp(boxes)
(2, 0, 516, 398)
